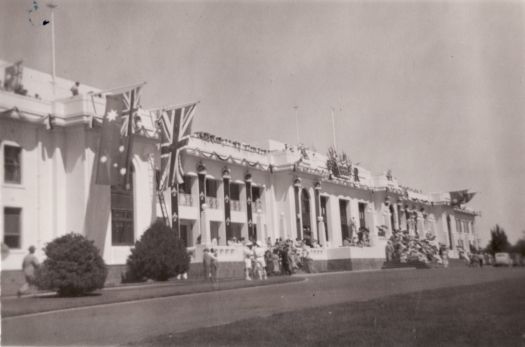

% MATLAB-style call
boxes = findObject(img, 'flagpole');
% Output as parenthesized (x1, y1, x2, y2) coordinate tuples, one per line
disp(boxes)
(148, 100, 200, 113)
(47, 2, 57, 101)
(331, 107, 337, 149)
(293, 105, 300, 144)
(89, 81, 147, 96)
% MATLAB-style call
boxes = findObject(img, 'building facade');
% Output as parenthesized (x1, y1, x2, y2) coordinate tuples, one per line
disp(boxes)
(1, 61, 479, 282)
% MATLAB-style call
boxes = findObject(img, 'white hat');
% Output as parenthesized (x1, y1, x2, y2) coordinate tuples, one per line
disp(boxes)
(256, 240, 263, 247)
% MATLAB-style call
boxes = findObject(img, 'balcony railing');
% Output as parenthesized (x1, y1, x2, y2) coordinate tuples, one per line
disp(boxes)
(179, 193, 193, 207)
(206, 196, 220, 209)
(231, 200, 242, 211)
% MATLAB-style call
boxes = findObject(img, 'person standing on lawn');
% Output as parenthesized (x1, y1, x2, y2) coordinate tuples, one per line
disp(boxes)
(17, 246, 39, 298)
(210, 248, 219, 282)
(254, 241, 267, 280)
(202, 248, 212, 281)
(243, 241, 254, 280)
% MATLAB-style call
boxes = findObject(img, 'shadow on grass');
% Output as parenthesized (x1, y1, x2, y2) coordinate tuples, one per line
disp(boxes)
(35, 292, 103, 299)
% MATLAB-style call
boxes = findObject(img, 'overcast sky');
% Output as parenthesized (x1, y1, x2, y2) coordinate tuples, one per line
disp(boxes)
(2, 0, 524, 244)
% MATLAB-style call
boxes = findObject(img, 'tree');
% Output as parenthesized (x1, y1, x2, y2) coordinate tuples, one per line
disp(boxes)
(485, 225, 511, 255)
(511, 237, 525, 257)
(36, 233, 107, 296)
(125, 221, 190, 282)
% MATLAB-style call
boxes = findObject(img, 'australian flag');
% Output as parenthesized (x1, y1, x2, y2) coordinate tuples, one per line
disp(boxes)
(157, 102, 198, 190)
(95, 85, 142, 187)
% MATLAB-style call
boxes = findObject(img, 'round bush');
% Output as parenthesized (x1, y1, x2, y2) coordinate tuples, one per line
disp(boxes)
(126, 221, 190, 281)
(36, 233, 107, 296)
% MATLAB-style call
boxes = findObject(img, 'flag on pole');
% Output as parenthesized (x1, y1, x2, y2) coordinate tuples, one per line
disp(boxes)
(449, 189, 475, 206)
(463, 192, 476, 204)
(449, 189, 467, 206)
(156, 102, 198, 190)
(95, 85, 142, 187)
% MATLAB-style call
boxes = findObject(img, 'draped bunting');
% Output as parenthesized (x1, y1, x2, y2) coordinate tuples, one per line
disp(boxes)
(186, 148, 269, 170)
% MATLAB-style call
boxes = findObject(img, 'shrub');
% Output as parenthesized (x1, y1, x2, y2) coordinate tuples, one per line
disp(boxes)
(36, 233, 107, 296)
(125, 221, 190, 281)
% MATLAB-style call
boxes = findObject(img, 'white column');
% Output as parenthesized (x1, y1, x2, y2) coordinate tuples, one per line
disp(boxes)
(200, 204, 211, 246)
(428, 214, 436, 237)
(318, 216, 326, 248)
(393, 204, 399, 231)
(416, 211, 425, 238)
(365, 204, 377, 246)
(383, 205, 392, 238)
(256, 211, 264, 243)
(279, 212, 285, 240)
(449, 215, 457, 251)
(399, 207, 407, 231)
(329, 197, 342, 246)
(309, 186, 318, 243)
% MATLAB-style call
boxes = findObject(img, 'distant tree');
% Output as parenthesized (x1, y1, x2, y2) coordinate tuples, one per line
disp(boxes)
(511, 237, 525, 257)
(485, 225, 511, 255)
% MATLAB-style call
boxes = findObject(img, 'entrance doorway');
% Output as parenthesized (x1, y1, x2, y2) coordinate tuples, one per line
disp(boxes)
(339, 199, 349, 242)
(179, 220, 194, 247)
(210, 221, 221, 245)
(227, 222, 242, 242)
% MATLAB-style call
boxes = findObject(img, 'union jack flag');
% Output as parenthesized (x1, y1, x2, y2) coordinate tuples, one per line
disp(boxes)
(95, 85, 142, 187)
(157, 102, 198, 190)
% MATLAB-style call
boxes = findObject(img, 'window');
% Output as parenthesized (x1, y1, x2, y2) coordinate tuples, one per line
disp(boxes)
(111, 170, 134, 246)
(252, 186, 262, 202)
(205, 179, 218, 198)
(358, 203, 366, 228)
(339, 200, 349, 241)
(4, 145, 21, 184)
(178, 175, 193, 195)
(4, 207, 21, 248)
(230, 183, 241, 201)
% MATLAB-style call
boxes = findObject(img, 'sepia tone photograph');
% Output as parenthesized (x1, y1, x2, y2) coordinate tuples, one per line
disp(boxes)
(1, 0, 524, 346)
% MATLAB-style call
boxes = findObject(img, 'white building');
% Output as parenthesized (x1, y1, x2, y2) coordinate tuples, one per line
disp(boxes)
(0, 60, 479, 288)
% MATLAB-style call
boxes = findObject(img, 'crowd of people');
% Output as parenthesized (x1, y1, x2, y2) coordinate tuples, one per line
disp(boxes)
(242, 238, 317, 280)
(384, 229, 495, 269)
(385, 230, 445, 266)
(204, 237, 318, 282)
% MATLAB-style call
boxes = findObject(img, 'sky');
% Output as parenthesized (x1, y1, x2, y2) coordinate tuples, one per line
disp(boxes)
(1, 0, 524, 244)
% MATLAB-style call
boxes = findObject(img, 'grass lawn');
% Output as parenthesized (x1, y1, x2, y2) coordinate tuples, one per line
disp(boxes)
(1, 276, 302, 318)
(130, 277, 525, 347)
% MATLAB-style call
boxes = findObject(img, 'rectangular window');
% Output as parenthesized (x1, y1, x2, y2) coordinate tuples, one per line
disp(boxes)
(205, 179, 218, 198)
(4, 207, 21, 248)
(252, 186, 262, 202)
(456, 219, 462, 233)
(358, 203, 366, 228)
(230, 183, 241, 201)
(4, 145, 22, 184)
(111, 170, 134, 246)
